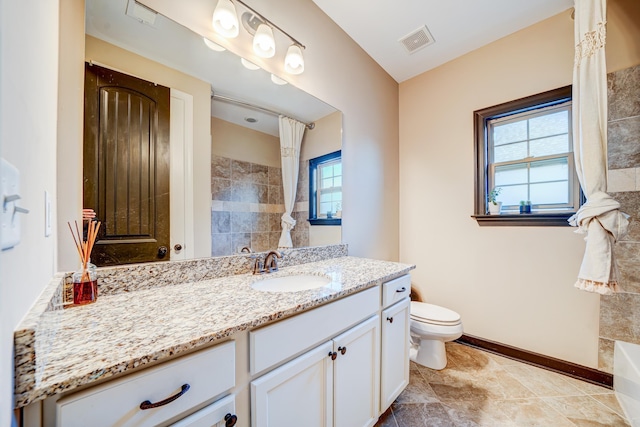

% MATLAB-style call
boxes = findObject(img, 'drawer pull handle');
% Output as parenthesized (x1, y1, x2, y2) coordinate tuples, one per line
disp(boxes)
(338, 346, 347, 355)
(329, 351, 337, 360)
(387, 316, 394, 323)
(139, 384, 190, 410)
(396, 287, 407, 293)
(225, 413, 238, 427)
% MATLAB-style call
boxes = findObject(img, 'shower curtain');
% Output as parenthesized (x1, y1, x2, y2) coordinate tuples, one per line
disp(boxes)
(569, 0, 629, 294)
(278, 115, 306, 249)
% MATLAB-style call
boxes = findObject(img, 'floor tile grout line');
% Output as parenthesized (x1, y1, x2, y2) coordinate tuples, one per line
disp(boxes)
(584, 393, 629, 421)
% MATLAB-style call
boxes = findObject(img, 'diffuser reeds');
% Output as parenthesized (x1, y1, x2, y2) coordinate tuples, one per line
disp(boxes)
(68, 219, 101, 282)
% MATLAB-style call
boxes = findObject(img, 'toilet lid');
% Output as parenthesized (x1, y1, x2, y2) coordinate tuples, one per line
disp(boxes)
(410, 301, 461, 326)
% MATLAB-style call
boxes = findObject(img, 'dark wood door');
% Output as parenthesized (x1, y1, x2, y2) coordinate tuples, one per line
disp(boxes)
(84, 62, 170, 266)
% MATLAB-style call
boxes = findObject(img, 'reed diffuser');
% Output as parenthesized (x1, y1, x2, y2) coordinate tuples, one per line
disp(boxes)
(68, 220, 101, 305)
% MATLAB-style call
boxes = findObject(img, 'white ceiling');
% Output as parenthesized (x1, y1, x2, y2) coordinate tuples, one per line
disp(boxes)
(311, 0, 574, 82)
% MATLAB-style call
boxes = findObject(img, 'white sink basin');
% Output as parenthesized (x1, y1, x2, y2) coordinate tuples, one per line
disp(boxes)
(251, 274, 331, 292)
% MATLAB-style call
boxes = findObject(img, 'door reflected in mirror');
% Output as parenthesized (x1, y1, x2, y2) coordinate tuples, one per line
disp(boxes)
(83, 0, 342, 264)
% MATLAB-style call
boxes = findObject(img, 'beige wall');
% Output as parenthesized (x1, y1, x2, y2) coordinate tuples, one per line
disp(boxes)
(143, 0, 400, 262)
(399, 1, 640, 368)
(211, 117, 280, 167)
(301, 111, 343, 161)
(84, 35, 213, 260)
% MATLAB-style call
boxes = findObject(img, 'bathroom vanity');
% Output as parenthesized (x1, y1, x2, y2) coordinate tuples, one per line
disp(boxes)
(14, 250, 413, 427)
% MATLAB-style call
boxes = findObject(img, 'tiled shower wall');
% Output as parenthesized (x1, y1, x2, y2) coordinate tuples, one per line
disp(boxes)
(598, 63, 640, 373)
(211, 155, 309, 256)
(211, 155, 283, 255)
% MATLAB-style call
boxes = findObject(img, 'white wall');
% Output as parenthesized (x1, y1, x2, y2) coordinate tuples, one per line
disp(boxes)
(0, 0, 61, 424)
(399, 3, 640, 368)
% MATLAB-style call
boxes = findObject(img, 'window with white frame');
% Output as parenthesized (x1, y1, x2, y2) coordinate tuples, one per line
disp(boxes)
(474, 86, 581, 225)
(309, 150, 342, 225)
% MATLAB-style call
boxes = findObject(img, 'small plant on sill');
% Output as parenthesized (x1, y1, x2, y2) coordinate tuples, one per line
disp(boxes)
(488, 187, 502, 205)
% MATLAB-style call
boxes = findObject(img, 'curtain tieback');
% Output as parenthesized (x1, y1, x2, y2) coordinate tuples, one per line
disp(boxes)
(281, 213, 296, 231)
(569, 191, 629, 239)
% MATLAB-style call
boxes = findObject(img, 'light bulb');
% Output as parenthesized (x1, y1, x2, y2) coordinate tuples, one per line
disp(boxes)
(212, 0, 239, 38)
(253, 24, 275, 58)
(284, 44, 304, 75)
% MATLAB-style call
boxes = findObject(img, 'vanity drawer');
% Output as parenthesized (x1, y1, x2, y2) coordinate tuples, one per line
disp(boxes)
(250, 286, 379, 375)
(382, 275, 411, 308)
(56, 341, 235, 427)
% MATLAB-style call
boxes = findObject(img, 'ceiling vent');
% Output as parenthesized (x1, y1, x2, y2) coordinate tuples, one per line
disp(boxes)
(398, 25, 435, 54)
(125, 0, 158, 27)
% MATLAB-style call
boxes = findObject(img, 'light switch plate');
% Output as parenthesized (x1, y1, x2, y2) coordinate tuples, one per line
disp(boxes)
(1, 158, 21, 250)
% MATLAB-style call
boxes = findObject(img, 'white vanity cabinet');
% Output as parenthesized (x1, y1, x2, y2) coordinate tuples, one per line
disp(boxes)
(251, 316, 380, 427)
(380, 275, 411, 412)
(50, 341, 237, 427)
(250, 287, 380, 427)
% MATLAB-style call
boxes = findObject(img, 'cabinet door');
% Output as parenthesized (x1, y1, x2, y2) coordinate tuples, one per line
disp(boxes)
(251, 341, 333, 427)
(380, 298, 410, 412)
(333, 315, 380, 427)
(170, 394, 235, 427)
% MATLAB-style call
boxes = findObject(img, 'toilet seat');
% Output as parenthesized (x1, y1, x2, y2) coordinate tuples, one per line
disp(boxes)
(410, 301, 461, 326)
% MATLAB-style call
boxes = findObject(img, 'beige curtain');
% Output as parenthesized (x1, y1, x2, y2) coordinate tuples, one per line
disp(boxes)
(569, 0, 629, 295)
(278, 115, 306, 249)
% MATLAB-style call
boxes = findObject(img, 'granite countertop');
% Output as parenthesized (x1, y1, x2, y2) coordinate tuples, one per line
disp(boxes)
(14, 255, 414, 408)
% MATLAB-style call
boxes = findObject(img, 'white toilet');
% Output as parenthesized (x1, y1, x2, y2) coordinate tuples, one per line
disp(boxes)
(409, 301, 463, 370)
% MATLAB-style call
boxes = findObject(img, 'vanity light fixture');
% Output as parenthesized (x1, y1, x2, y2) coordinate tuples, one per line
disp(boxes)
(212, 0, 239, 38)
(203, 37, 226, 52)
(211, 0, 305, 75)
(240, 57, 260, 70)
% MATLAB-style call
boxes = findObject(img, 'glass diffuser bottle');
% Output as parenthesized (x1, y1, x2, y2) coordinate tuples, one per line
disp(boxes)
(68, 218, 101, 306)
(72, 262, 98, 305)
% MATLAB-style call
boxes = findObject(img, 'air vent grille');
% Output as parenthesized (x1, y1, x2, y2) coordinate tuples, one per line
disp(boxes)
(399, 25, 435, 54)
(125, 0, 158, 26)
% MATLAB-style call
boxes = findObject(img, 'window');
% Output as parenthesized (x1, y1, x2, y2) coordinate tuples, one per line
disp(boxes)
(308, 150, 342, 225)
(474, 86, 581, 226)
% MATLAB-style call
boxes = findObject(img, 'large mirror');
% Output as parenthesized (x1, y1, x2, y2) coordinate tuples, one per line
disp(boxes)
(84, 0, 342, 265)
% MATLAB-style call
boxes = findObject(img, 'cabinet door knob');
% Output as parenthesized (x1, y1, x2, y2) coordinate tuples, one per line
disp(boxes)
(387, 317, 394, 323)
(338, 346, 347, 355)
(396, 287, 406, 293)
(225, 413, 238, 427)
(328, 351, 337, 360)
(139, 383, 190, 410)
(174, 243, 183, 251)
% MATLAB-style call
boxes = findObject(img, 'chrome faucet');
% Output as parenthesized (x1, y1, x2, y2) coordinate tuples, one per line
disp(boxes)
(252, 250, 283, 274)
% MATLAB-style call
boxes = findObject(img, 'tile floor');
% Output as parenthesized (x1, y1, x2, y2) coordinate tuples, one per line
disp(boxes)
(375, 342, 630, 426)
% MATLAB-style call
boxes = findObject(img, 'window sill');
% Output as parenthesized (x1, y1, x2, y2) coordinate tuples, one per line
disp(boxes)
(472, 213, 575, 226)
(308, 218, 342, 226)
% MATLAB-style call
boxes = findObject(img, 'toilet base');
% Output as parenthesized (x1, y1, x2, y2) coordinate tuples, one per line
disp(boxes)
(410, 338, 448, 370)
